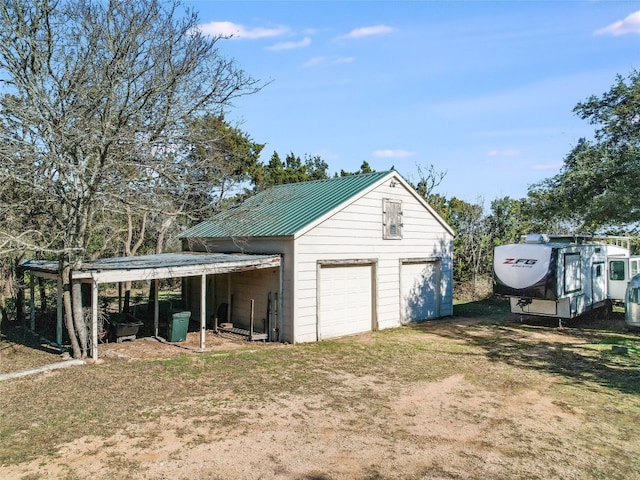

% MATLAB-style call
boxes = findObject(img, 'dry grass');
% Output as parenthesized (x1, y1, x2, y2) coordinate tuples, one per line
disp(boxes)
(1, 299, 640, 479)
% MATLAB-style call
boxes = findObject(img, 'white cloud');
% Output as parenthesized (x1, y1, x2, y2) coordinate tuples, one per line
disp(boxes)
(199, 21, 289, 39)
(342, 25, 393, 39)
(302, 56, 355, 68)
(487, 149, 521, 157)
(373, 149, 415, 159)
(267, 37, 311, 51)
(334, 57, 355, 65)
(302, 56, 327, 68)
(595, 10, 640, 36)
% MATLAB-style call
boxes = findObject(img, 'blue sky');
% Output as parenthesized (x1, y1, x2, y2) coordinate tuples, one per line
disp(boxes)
(186, 1, 640, 203)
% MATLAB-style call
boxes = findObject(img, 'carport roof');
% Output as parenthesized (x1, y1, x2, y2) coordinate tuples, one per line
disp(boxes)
(21, 252, 281, 283)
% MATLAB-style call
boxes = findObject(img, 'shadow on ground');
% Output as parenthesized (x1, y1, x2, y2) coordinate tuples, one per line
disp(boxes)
(419, 299, 640, 395)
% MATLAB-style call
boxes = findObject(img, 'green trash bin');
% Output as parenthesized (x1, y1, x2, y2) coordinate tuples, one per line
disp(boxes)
(167, 311, 190, 342)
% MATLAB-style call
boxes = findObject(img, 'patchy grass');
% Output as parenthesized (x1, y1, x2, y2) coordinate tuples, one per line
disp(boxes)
(453, 295, 511, 317)
(2, 300, 640, 478)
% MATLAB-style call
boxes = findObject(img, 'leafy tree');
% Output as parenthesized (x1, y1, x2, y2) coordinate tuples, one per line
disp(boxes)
(486, 197, 530, 246)
(447, 198, 492, 288)
(161, 115, 265, 233)
(339, 161, 374, 177)
(0, 0, 260, 358)
(256, 151, 329, 187)
(304, 155, 330, 181)
(528, 70, 640, 231)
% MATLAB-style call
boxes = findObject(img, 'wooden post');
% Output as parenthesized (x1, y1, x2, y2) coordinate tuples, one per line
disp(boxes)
(278, 259, 283, 342)
(199, 274, 206, 351)
(29, 272, 35, 331)
(226, 274, 231, 323)
(275, 292, 280, 343)
(91, 278, 99, 361)
(56, 278, 63, 346)
(118, 282, 123, 313)
(153, 279, 159, 338)
(249, 299, 254, 341)
(267, 292, 272, 342)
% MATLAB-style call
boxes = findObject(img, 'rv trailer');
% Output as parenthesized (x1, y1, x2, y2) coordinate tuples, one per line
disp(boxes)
(494, 234, 639, 320)
(625, 274, 640, 328)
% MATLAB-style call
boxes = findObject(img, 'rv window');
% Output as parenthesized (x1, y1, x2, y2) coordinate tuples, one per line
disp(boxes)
(632, 260, 639, 277)
(609, 260, 625, 281)
(595, 264, 602, 277)
(564, 253, 582, 294)
(630, 287, 640, 304)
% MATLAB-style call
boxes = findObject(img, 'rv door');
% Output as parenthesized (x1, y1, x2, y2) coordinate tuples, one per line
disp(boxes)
(607, 258, 628, 301)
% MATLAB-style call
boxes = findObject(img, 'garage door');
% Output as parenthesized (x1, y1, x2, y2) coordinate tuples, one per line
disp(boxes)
(318, 264, 373, 339)
(401, 261, 440, 322)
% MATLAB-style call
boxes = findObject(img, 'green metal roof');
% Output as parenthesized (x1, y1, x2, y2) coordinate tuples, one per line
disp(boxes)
(179, 170, 393, 239)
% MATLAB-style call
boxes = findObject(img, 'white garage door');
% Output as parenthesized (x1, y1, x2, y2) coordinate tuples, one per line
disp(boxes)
(318, 264, 373, 339)
(401, 261, 440, 322)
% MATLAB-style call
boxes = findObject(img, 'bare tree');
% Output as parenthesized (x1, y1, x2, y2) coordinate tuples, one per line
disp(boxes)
(414, 163, 447, 201)
(0, 0, 261, 358)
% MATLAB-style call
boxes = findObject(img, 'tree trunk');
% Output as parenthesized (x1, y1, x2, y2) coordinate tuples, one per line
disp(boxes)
(155, 215, 176, 255)
(146, 214, 177, 313)
(16, 267, 24, 328)
(38, 277, 47, 313)
(0, 293, 7, 329)
(61, 264, 81, 359)
(71, 279, 88, 358)
(122, 211, 146, 314)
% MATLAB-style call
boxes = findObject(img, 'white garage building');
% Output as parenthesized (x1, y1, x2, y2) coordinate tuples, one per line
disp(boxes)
(179, 170, 454, 343)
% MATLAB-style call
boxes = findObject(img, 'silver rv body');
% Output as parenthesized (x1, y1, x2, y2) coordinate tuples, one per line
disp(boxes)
(625, 274, 640, 328)
(494, 234, 638, 320)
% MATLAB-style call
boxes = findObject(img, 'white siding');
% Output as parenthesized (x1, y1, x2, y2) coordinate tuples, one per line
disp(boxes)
(184, 237, 295, 342)
(212, 268, 280, 334)
(294, 178, 453, 342)
(183, 173, 453, 344)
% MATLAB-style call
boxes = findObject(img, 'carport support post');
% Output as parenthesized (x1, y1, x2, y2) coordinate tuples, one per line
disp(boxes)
(153, 279, 159, 338)
(56, 278, 63, 346)
(199, 274, 206, 351)
(91, 277, 99, 362)
(29, 272, 35, 331)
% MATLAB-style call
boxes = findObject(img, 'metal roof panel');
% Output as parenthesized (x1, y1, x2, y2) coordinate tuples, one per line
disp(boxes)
(179, 170, 393, 239)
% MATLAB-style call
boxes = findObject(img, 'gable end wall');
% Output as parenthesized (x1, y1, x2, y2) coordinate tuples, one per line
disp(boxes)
(293, 178, 453, 342)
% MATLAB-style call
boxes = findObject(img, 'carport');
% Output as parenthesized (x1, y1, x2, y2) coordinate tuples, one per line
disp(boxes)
(20, 252, 282, 361)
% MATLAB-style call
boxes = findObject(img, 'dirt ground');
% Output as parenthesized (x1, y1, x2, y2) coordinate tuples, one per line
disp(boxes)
(1, 313, 639, 479)
(0, 327, 259, 374)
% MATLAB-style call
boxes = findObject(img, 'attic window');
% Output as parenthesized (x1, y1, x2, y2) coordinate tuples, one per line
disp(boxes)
(383, 199, 402, 240)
